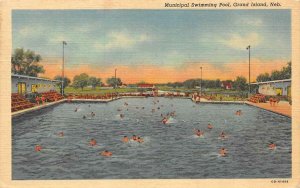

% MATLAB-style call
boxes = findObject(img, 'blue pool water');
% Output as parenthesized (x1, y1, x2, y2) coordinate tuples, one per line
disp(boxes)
(12, 98, 291, 179)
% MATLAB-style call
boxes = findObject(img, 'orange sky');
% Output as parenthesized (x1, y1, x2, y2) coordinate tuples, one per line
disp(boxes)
(40, 59, 288, 84)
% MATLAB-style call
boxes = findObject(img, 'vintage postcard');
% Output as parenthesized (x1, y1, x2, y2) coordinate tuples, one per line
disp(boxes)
(0, 0, 299, 187)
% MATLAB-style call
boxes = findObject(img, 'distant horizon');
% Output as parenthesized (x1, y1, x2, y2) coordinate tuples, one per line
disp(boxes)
(13, 10, 291, 84)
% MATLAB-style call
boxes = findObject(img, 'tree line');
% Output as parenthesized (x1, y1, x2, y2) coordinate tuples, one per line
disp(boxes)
(158, 76, 248, 91)
(256, 62, 291, 82)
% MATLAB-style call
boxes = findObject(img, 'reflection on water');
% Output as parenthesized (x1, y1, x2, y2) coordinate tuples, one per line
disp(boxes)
(12, 98, 291, 179)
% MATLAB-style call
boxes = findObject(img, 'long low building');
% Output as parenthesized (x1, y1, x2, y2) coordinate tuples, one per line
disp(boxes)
(251, 79, 291, 97)
(12, 74, 62, 95)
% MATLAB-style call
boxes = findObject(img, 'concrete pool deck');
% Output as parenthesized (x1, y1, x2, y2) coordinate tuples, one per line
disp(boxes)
(245, 101, 291, 118)
(11, 97, 122, 117)
(11, 96, 291, 118)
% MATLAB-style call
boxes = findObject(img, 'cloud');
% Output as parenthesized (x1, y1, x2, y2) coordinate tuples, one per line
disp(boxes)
(95, 31, 150, 51)
(236, 18, 263, 27)
(220, 33, 262, 50)
(19, 27, 31, 37)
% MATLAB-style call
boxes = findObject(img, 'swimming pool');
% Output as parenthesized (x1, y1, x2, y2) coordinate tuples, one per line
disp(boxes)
(12, 98, 291, 179)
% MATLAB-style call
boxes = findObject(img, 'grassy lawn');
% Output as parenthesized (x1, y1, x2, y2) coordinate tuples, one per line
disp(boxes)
(64, 87, 138, 94)
(156, 86, 199, 92)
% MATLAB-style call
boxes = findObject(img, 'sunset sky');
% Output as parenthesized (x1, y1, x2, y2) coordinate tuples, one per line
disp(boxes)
(12, 10, 291, 83)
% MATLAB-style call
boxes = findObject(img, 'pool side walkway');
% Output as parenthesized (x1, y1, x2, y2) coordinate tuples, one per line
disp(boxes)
(245, 101, 291, 118)
(12, 97, 123, 117)
(191, 97, 291, 117)
(12, 99, 67, 117)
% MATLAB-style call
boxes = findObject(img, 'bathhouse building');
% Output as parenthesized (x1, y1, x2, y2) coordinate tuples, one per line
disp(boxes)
(12, 74, 62, 95)
(251, 79, 291, 97)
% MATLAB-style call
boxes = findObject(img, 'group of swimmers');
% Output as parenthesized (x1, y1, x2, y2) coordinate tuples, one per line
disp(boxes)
(194, 123, 228, 156)
(88, 138, 113, 157)
(122, 135, 144, 143)
(82, 112, 96, 119)
(34, 101, 277, 159)
(161, 111, 176, 124)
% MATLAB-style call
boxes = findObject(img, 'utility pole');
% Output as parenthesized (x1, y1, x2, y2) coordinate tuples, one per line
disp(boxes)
(62, 41, 67, 96)
(246, 45, 251, 96)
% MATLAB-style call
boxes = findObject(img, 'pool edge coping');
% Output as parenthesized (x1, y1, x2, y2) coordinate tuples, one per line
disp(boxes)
(11, 97, 291, 118)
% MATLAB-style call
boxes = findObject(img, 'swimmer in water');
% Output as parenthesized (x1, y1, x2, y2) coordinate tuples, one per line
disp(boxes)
(35, 145, 42, 152)
(89, 138, 97, 146)
(137, 137, 144, 143)
(142, 107, 145, 109)
(83, 115, 86, 119)
(235, 110, 242, 116)
(124, 102, 128, 106)
(101, 150, 112, 157)
(131, 135, 138, 141)
(219, 131, 226, 138)
(91, 112, 95, 117)
(74, 108, 78, 112)
(58, 131, 64, 137)
(269, 142, 276, 150)
(194, 129, 204, 137)
(120, 114, 124, 119)
(207, 123, 213, 129)
(170, 111, 175, 117)
(122, 136, 129, 143)
(219, 147, 227, 157)
(162, 117, 168, 124)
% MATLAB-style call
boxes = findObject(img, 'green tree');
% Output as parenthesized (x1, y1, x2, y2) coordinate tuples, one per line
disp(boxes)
(183, 79, 197, 89)
(137, 81, 146, 84)
(256, 61, 291, 82)
(73, 73, 89, 91)
(270, 70, 284, 80)
(88, 77, 102, 89)
(106, 77, 122, 88)
(280, 61, 291, 79)
(54, 75, 71, 93)
(215, 79, 221, 88)
(233, 76, 247, 91)
(256, 73, 271, 82)
(11, 48, 44, 76)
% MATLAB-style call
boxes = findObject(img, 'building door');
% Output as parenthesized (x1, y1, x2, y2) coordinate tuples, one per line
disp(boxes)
(17, 82, 26, 95)
(287, 86, 291, 97)
(276, 88, 283, 96)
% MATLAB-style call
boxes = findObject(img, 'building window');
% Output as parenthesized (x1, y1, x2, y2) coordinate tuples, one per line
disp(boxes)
(31, 84, 38, 93)
(17, 82, 26, 95)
